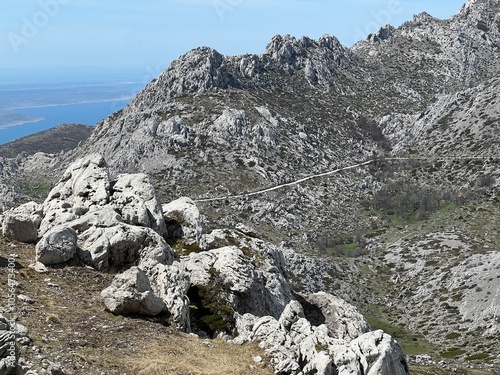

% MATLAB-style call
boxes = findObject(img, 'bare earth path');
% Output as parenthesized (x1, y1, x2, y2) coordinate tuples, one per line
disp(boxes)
(194, 156, 497, 203)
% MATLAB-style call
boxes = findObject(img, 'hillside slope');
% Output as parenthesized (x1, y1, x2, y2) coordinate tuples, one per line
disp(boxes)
(0, 0, 498, 372)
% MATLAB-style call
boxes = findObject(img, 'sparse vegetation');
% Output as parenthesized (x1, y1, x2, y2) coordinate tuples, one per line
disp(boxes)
(0, 237, 271, 374)
(188, 267, 236, 337)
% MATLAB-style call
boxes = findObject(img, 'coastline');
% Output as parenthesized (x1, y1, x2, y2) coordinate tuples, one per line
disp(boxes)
(0, 99, 131, 145)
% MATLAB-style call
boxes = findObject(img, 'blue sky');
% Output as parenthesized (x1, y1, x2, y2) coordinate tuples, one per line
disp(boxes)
(1, 0, 466, 72)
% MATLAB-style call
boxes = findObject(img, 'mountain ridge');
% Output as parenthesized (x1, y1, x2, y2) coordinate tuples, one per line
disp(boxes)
(65, 0, 499, 246)
(0, 1, 499, 372)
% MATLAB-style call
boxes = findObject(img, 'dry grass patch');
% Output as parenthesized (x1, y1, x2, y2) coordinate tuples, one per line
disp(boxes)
(0, 236, 272, 374)
(129, 337, 272, 375)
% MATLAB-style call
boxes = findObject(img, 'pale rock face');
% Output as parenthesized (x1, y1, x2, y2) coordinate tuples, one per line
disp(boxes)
(211, 109, 250, 145)
(0, 183, 18, 213)
(451, 252, 500, 336)
(63, 207, 123, 233)
(2, 212, 38, 243)
(238, 54, 260, 78)
(237, 314, 300, 373)
(162, 196, 204, 244)
(36, 226, 77, 265)
(350, 330, 409, 375)
(386, 78, 500, 159)
(303, 292, 371, 341)
(1, 201, 43, 243)
(236, 299, 409, 375)
(77, 224, 173, 272)
(181, 246, 268, 314)
(154, 115, 189, 145)
(16, 201, 43, 228)
(141, 261, 191, 332)
(29, 154, 174, 272)
(200, 229, 234, 251)
(278, 300, 305, 330)
(39, 153, 110, 235)
(110, 173, 167, 237)
(101, 266, 166, 316)
(181, 233, 295, 319)
(131, 47, 234, 107)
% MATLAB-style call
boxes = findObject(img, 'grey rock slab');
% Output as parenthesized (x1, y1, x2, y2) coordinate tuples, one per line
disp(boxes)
(302, 292, 371, 341)
(77, 224, 173, 272)
(1, 201, 42, 243)
(110, 173, 167, 237)
(101, 266, 165, 316)
(181, 243, 294, 319)
(36, 226, 77, 265)
(39, 153, 110, 235)
(142, 260, 191, 332)
(162, 196, 204, 243)
(2, 211, 38, 243)
(349, 330, 410, 375)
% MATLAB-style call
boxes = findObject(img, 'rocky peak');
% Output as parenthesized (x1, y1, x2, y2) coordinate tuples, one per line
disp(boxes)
(454, 0, 500, 32)
(264, 33, 351, 73)
(367, 25, 395, 44)
(412, 11, 438, 24)
(265, 34, 306, 61)
(353, 0, 500, 90)
(131, 46, 236, 107)
(461, 0, 495, 12)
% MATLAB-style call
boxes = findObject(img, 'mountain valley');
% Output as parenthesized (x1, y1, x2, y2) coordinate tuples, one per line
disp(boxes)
(1, 0, 499, 374)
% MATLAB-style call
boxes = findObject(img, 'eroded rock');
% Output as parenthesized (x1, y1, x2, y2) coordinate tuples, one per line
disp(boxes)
(36, 226, 77, 265)
(39, 153, 110, 235)
(162, 196, 203, 244)
(77, 224, 173, 272)
(110, 173, 167, 237)
(302, 292, 371, 341)
(101, 266, 166, 316)
(181, 239, 294, 319)
(1, 201, 42, 243)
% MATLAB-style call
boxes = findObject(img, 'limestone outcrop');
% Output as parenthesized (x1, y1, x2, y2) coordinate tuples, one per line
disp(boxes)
(234, 300, 409, 375)
(35, 226, 77, 265)
(1, 202, 42, 243)
(162, 196, 204, 245)
(100, 266, 166, 316)
(1, 154, 410, 374)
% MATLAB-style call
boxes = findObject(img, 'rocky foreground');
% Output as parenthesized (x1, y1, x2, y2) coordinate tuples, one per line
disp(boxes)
(1, 1, 499, 373)
(1, 154, 410, 375)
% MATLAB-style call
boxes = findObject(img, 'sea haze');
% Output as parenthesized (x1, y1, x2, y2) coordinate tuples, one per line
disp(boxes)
(0, 67, 150, 145)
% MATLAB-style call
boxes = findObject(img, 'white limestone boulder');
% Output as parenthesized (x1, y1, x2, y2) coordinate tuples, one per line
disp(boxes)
(39, 153, 110, 235)
(180, 242, 294, 320)
(77, 223, 174, 272)
(162, 196, 204, 244)
(141, 260, 191, 332)
(302, 292, 371, 341)
(110, 173, 167, 237)
(36, 226, 77, 265)
(101, 266, 165, 316)
(349, 330, 409, 375)
(1, 201, 42, 243)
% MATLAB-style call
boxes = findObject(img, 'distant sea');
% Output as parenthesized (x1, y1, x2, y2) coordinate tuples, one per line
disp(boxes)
(0, 67, 154, 145)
